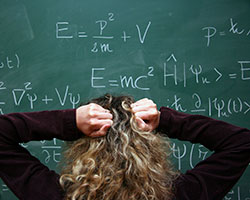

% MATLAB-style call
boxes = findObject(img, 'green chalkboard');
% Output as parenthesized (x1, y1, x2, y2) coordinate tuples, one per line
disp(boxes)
(0, 0, 249, 199)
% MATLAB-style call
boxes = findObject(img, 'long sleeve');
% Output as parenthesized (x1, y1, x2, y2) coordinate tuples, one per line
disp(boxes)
(159, 107, 250, 200)
(0, 109, 82, 200)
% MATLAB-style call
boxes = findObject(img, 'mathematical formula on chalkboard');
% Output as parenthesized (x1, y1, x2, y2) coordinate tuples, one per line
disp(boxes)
(90, 55, 250, 89)
(203, 18, 250, 47)
(55, 15, 250, 53)
(55, 13, 152, 53)
(0, 52, 249, 117)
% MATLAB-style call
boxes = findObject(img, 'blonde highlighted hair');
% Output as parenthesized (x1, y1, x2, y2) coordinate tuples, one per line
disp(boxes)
(60, 94, 177, 200)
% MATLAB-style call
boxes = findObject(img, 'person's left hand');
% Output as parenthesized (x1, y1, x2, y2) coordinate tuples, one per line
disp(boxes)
(76, 103, 113, 137)
(131, 98, 160, 132)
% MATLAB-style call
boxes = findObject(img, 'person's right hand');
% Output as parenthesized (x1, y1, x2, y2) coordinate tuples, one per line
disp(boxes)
(76, 103, 113, 137)
(131, 98, 160, 132)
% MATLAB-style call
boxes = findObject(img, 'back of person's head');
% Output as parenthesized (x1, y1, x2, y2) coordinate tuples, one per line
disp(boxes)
(60, 94, 177, 200)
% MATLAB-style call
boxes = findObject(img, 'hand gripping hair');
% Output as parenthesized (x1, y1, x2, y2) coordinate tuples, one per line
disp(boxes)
(60, 94, 177, 200)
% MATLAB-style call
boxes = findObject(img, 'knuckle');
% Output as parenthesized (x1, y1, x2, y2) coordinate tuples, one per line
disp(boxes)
(89, 103, 98, 110)
(150, 109, 159, 117)
(88, 107, 98, 117)
(89, 118, 97, 126)
(151, 110, 157, 115)
(151, 103, 157, 110)
(149, 103, 156, 110)
(88, 111, 95, 118)
(89, 103, 96, 107)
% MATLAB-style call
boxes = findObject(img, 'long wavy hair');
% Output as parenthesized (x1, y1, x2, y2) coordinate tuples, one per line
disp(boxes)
(60, 94, 177, 200)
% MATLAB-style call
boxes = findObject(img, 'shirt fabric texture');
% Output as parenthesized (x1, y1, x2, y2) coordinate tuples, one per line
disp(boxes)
(0, 107, 249, 200)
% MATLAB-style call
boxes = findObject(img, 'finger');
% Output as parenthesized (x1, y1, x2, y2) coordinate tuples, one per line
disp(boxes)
(134, 111, 158, 120)
(90, 119, 113, 130)
(135, 117, 148, 131)
(95, 112, 113, 120)
(135, 116, 145, 128)
(132, 105, 156, 113)
(131, 98, 150, 107)
(90, 124, 111, 137)
(88, 107, 112, 119)
(90, 103, 111, 113)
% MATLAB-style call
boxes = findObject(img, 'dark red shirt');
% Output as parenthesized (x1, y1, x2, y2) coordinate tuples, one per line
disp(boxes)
(0, 108, 249, 200)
